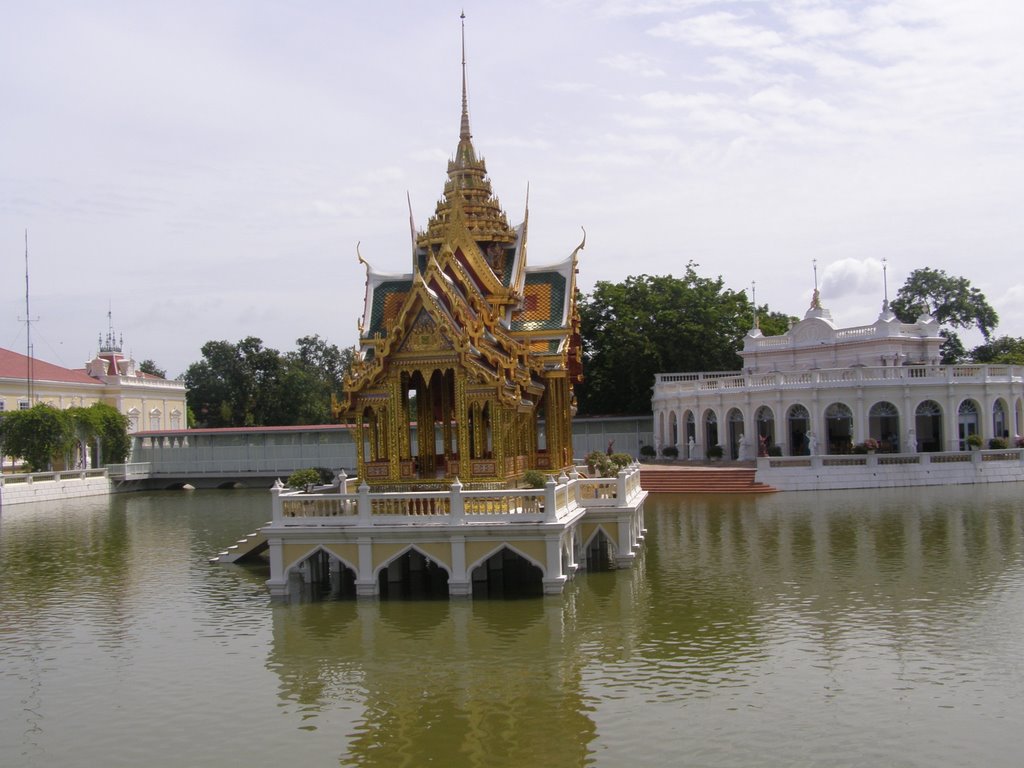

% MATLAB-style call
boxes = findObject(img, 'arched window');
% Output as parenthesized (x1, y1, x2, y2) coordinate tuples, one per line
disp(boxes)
(914, 400, 943, 452)
(149, 409, 162, 431)
(824, 402, 853, 454)
(170, 409, 182, 430)
(869, 401, 900, 452)
(787, 404, 810, 456)
(127, 408, 140, 433)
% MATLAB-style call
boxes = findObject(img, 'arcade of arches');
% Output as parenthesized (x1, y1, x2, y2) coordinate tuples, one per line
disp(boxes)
(658, 396, 1024, 458)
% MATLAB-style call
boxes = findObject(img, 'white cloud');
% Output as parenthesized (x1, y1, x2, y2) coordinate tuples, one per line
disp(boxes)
(600, 53, 666, 77)
(650, 12, 784, 49)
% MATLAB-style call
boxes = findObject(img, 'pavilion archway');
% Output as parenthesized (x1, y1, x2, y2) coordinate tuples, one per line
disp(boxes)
(824, 402, 853, 454)
(914, 400, 943, 452)
(957, 399, 980, 450)
(869, 401, 900, 452)
(755, 405, 776, 456)
(787, 404, 809, 456)
(726, 408, 744, 460)
(702, 409, 719, 456)
(992, 398, 1009, 442)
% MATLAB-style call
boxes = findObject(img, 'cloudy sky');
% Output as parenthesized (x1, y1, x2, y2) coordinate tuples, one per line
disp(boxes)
(3, 0, 1022, 377)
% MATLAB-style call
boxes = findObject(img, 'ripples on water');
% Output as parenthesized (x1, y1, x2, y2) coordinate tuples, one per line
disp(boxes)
(2, 485, 1024, 766)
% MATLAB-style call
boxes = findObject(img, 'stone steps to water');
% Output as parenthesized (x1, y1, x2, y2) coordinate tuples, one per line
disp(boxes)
(639, 467, 777, 494)
(210, 525, 270, 564)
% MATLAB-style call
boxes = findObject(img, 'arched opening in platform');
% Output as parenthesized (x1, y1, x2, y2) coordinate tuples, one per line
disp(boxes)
(377, 549, 450, 600)
(291, 548, 357, 601)
(471, 547, 543, 599)
(585, 529, 615, 571)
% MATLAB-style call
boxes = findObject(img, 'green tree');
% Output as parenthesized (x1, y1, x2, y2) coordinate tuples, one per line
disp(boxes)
(183, 335, 355, 427)
(0, 404, 74, 471)
(577, 266, 792, 415)
(890, 268, 999, 363)
(68, 403, 131, 465)
(184, 337, 285, 427)
(970, 336, 1024, 365)
(279, 335, 355, 424)
(138, 359, 167, 378)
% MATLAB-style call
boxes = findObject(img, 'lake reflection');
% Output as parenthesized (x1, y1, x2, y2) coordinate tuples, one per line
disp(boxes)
(2, 485, 1023, 766)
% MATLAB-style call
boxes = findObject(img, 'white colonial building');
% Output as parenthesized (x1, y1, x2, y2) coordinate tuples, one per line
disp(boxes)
(653, 294, 1024, 460)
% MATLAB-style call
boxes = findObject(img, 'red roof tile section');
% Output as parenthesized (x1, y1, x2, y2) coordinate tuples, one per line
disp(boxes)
(0, 347, 102, 387)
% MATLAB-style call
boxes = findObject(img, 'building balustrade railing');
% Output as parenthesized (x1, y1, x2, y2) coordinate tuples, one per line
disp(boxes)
(269, 464, 644, 527)
(761, 448, 1024, 470)
(655, 364, 1023, 396)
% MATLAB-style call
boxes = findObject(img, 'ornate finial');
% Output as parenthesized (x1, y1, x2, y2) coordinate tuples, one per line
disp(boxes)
(752, 280, 759, 329)
(407, 190, 417, 259)
(356, 241, 366, 266)
(460, 11, 471, 142)
(810, 259, 821, 309)
(882, 257, 889, 310)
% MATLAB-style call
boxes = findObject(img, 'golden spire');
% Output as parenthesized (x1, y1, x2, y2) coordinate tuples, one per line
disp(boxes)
(460, 11, 471, 144)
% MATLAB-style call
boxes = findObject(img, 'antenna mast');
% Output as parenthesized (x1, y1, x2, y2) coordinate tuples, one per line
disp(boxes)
(24, 229, 34, 404)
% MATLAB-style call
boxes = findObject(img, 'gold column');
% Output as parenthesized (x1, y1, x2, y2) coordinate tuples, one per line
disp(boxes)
(417, 376, 434, 475)
(455, 372, 470, 480)
(441, 369, 453, 468)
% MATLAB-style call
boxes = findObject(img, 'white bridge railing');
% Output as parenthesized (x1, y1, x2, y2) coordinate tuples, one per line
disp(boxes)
(270, 464, 645, 527)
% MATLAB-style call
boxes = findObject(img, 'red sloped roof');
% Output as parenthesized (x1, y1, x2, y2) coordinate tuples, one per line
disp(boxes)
(0, 347, 102, 387)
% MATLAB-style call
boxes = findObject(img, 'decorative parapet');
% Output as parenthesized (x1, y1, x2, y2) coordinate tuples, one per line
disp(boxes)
(653, 364, 1023, 400)
(267, 463, 645, 527)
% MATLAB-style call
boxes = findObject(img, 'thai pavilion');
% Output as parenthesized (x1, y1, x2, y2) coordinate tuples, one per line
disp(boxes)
(340, 38, 583, 490)
(653, 290, 1024, 461)
(258, 18, 646, 601)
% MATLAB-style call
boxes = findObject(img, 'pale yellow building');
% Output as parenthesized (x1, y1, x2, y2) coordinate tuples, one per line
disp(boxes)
(0, 333, 186, 434)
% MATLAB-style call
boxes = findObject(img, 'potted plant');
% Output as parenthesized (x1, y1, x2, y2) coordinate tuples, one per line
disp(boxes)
(988, 437, 1009, 450)
(523, 469, 547, 488)
(639, 444, 656, 461)
(661, 445, 679, 459)
(855, 437, 879, 454)
(286, 467, 321, 492)
(966, 433, 983, 450)
(706, 444, 724, 460)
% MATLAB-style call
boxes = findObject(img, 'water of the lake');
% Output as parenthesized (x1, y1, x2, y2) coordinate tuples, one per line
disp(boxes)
(2, 484, 1023, 767)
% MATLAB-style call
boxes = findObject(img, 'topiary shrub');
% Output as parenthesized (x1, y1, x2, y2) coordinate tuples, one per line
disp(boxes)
(610, 452, 633, 471)
(767, 445, 783, 457)
(286, 468, 321, 490)
(966, 433, 983, 449)
(706, 444, 724, 460)
(585, 450, 613, 477)
(523, 469, 548, 488)
(639, 444, 656, 459)
(661, 445, 679, 459)
(988, 437, 1009, 449)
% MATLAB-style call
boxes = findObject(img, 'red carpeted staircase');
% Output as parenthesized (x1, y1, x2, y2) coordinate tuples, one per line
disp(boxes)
(639, 466, 777, 494)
